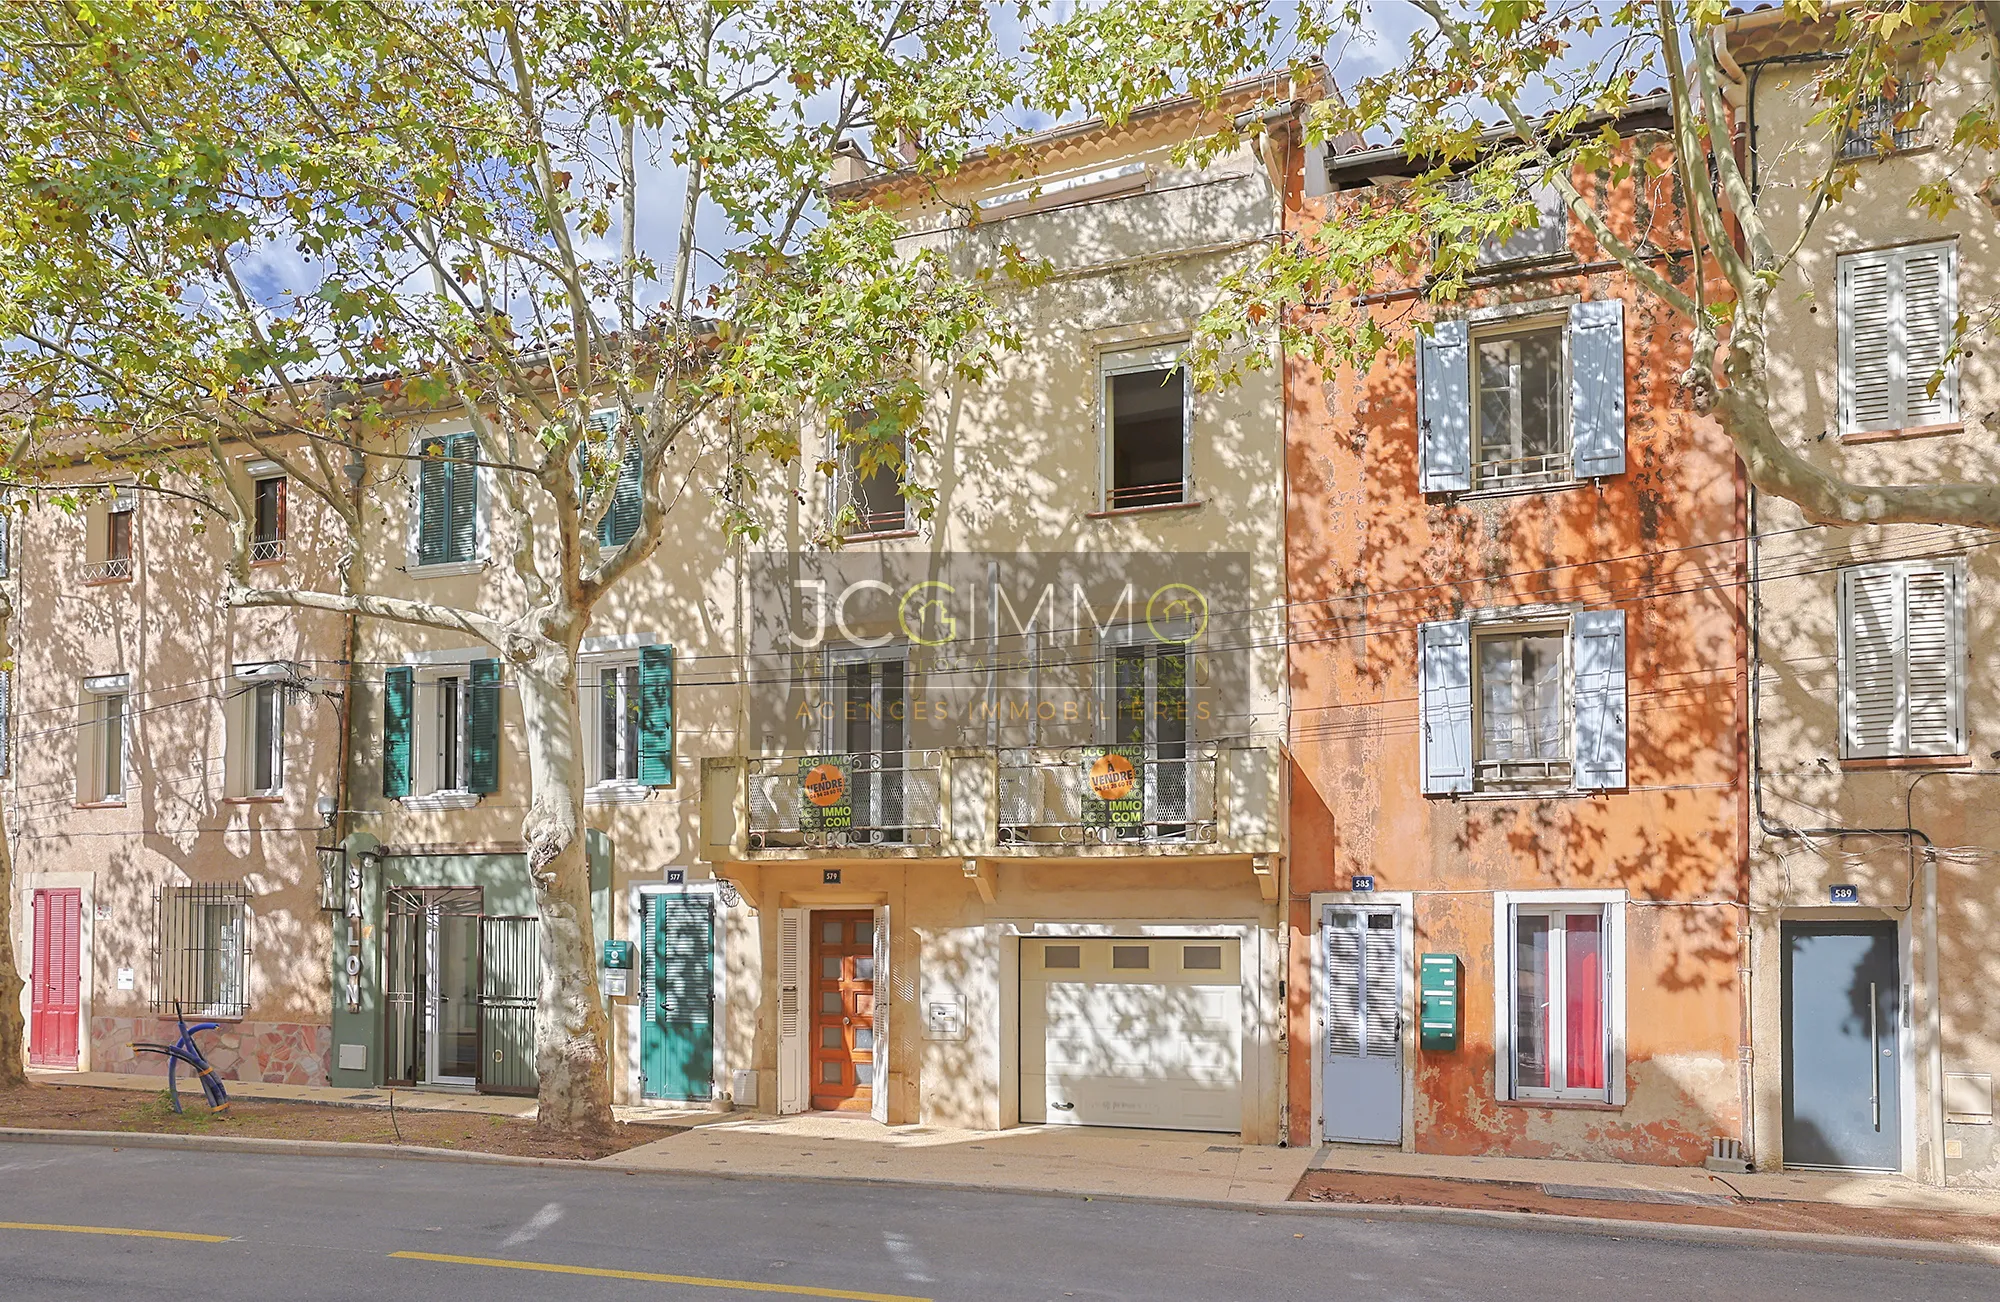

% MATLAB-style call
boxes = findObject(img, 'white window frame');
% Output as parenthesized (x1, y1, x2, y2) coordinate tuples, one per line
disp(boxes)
(250, 471, 287, 563)
(833, 415, 910, 539)
(405, 660, 478, 807)
(225, 662, 290, 798)
(1470, 615, 1573, 792)
(79, 674, 131, 805)
(583, 650, 648, 802)
(1493, 889, 1627, 1106)
(1837, 239, 1959, 435)
(1098, 342, 1193, 511)
(1469, 315, 1572, 492)
(404, 426, 489, 578)
(1837, 558, 1967, 759)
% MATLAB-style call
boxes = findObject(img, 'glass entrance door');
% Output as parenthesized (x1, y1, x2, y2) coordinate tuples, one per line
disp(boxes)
(385, 886, 483, 1087)
(427, 906, 481, 1084)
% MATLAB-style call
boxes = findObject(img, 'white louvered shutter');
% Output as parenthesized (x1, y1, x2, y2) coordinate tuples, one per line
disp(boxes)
(1840, 241, 1958, 434)
(777, 908, 804, 1114)
(1898, 243, 1957, 428)
(1842, 568, 1902, 757)
(1418, 619, 1474, 794)
(1903, 565, 1962, 753)
(1842, 563, 1962, 758)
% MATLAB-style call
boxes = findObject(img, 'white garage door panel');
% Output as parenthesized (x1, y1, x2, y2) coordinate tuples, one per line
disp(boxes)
(1022, 937, 1243, 1133)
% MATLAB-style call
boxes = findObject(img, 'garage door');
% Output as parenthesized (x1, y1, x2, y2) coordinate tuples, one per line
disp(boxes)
(1021, 936, 1242, 1132)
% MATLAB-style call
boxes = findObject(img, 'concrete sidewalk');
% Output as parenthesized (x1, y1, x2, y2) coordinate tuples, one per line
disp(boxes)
(606, 1113, 1317, 1204)
(27, 1068, 715, 1127)
(1311, 1143, 2000, 1218)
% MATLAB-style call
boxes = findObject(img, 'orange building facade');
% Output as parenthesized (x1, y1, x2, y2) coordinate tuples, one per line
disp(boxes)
(1283, 103, 1751, 1164)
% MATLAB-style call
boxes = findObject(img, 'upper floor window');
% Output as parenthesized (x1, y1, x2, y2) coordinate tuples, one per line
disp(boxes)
(252, 474, 286, 563)
(586, 408, 644, 549)
(1104, 633, 1192, 838)
(1419, 610, 1626, 796)
(1475, 182, 1568, 266)
(1101, 346, 1190, 510)
(1839, 559, 1964, 759)
(1841, 70, 1926, 159)
(381, 660, 500, 804)
(226, 664, 287, 797)
(1838, 241, 1957, 435)
(1474, 322, 1568, 491)
(838, 412, 908, 537)
(582, 646, 675, 795)
(1417, 301, 1625, 494)
(413, 432, 478, 568)
(79, 674, 129, 804)
(83, 487, 135, 583)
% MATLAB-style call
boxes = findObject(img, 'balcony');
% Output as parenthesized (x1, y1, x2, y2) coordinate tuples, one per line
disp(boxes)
(998, 744, 1217, 846)
(705, 740, 1282, 867)
(746, 750, 944, 849)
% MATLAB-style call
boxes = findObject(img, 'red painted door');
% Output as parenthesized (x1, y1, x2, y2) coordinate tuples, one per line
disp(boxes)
(29, 888, 82, 1068)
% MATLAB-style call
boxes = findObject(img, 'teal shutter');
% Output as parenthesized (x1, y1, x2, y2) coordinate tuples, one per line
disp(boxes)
(383, 666, 413, 798)
(467, 658, 501, 794)
(446, 432, 478, 562)
(638, 645, 674, 786)
(599, 440, 644, 548)
(642, 893, 715, 1101)
(416, 441, 448, 565)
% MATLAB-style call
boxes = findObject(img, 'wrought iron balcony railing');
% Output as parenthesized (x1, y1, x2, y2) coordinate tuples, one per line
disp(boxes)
(747, 749, 943, 849)
(998, 743, 1218, 846)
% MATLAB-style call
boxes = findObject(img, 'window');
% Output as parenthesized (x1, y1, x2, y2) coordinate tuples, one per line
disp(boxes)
(1507, 902, 1617, 1102)
(1841, 70, 1926, 158)
(837, 410, 908, 536)
(1473, 324, 1568, 490)
(1475, 626, 1570, 787)
(1111, 944, 1151, 970)
(1105, 634, 1192, 837)
(1473, 181, 1568, 266)
(79, 677, 128, 803)
(1840, 560, 1964, 759)
(381, 660, 502, 803)
(1418, 611, 1626, 796)
(596, 663, 641, 784)
(227, 664, 288, 797)
(413, 431, 479, 567)
(1102, 346, 1191, 509)
(830, 649, 907, 840)
(1839, 241, 1957, 435)
(582, 646, 673, 796)
(83, 488, 135, 583)
(585, 409, 644, 549)
(156, 884, 249, 1018)
(252, 475, 286, 562)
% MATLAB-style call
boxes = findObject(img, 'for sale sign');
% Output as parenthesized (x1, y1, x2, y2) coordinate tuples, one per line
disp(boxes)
(799, 754, 854, 832)
(1081, 746, 1144, 828)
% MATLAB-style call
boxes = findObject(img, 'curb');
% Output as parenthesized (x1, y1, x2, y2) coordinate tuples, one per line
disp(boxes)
(7, 1129, 1999, 1268)
(0, 1127, 590, 1170)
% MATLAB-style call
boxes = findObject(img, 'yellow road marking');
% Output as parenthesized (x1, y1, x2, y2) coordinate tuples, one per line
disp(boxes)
(0, 1220, 231, 1244)
(388, 1250, 931, 1301)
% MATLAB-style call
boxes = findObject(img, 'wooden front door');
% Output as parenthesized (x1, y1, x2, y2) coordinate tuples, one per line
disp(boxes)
(809, 910, 875, 1112)
(30, 888, 82, 1068)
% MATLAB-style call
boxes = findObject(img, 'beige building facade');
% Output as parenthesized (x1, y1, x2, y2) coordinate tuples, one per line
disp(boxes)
(1726, 8, 2000, 1186)
(10, 448, 347, 1084)
(325, 82, 1299, 1140)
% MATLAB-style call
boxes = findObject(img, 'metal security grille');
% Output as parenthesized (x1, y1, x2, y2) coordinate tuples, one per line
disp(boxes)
(478, 916, 540, 1095)
(153, 884, 250, 1017)
(382, 887, 483, 1085)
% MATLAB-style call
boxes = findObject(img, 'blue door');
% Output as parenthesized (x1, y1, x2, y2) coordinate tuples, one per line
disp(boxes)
(1782, 921, 1900, 1171)
(642, 894, 715, 1102)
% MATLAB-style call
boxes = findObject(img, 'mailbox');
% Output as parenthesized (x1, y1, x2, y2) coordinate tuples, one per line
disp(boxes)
(601, 939, 635, 969)
(600, 940, 634, 998)
(1419, 953, 1460, 1052)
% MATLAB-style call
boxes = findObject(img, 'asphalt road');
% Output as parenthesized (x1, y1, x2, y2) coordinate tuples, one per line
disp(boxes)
(0, 1141, 1995, 1301)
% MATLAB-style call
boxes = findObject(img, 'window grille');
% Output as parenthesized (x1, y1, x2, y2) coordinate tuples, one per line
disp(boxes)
(1841, 78, 1924, 159)
(154, 884, 250, 1018)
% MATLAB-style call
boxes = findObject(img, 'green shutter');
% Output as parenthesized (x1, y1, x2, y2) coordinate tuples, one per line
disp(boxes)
(447, 432, 478, 563)
(638, 645, 674, 786)
(599, 440, 644, 549)
(383, 666, 413, 798)
(467, 657, 501, 794)
(416, 440, 448, 565)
